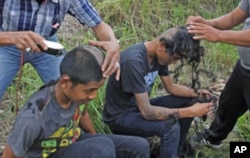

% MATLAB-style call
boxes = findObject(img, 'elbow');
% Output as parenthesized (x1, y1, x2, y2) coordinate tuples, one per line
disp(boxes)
(140, 110, 148, 119)
(140, 110, 154, 120)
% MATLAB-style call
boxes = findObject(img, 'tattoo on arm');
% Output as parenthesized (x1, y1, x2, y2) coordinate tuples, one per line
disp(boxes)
(136, 93, 180, 120)
(145, 106, 179, 120)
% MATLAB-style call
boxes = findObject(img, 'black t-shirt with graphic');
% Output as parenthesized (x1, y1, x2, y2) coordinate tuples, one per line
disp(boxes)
(103, 43, 169, 122)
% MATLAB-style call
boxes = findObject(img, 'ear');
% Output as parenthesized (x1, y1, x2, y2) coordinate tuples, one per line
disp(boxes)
(59, 74, 72, 89)
(159, 38, 173, 55)
(159, 40, 166, 50)
(160, 38, 174, 49)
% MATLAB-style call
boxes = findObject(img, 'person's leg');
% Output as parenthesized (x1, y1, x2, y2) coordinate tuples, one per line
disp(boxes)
(0, 46, 23, 99)
(242, 64, 250, 110)
(207, 60, 248, 143)
(104, 134, 150, 158)
(30, 36, 64, 84)
(108, 110, 180, 158)
(29, 53, 63, 83)
(49, 135, 116, 158)
(150, 96, 194, 155)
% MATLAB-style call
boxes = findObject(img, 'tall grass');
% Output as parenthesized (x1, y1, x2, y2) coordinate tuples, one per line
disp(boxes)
(2, 0, 239, 132)
(235, 112, 250, 141)
(1, 1, 246, 157)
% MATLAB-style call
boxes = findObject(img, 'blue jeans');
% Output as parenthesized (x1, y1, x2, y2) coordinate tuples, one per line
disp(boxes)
(107, 95, 194, 158)
(0, 36, 64, 99)
(49, 133, 150, 158)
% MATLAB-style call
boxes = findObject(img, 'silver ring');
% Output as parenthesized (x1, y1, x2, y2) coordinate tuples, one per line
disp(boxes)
(116, 62, 120, 68)
(25, 48, 31, 52)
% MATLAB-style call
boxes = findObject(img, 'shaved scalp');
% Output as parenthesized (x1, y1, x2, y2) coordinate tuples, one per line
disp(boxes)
(60, 45, 105, 84)
(82, 45, 105, 66)
(158, 27, 178, 40)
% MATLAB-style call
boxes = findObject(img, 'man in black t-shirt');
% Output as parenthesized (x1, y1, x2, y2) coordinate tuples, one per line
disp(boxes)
(103, 26, 214, 158)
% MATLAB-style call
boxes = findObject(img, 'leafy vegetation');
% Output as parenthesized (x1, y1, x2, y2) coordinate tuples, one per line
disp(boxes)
(1, 0, 249, 157)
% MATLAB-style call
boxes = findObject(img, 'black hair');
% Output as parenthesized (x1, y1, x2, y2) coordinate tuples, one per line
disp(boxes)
(158, 26, 210, 90)
(159, 26, 204, 63)
(60, 45, 105, 85)
(39, 45, 105, 90)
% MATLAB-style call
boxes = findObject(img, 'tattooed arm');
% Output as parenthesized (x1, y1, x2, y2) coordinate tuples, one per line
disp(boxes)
(134, 92, 213, 120)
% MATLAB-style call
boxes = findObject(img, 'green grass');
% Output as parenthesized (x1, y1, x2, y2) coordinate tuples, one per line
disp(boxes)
(235, 112, 250, 141)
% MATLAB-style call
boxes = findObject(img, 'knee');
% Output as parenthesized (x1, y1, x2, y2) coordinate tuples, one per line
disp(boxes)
(161, 122, 180, 140)
(133, 137, 150, 153)
(89, 137, 116, 158)
(118, 136, 150, 158)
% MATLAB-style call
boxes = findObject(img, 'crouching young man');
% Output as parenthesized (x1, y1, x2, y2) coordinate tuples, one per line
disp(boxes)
(103, 26, 214, 158)
(2, 45, 150, 158)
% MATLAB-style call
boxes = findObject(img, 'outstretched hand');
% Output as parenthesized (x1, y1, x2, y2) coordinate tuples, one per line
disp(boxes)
(89, 40, 121, 80)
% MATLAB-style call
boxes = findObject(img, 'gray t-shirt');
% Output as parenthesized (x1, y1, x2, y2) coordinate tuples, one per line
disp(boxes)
(238, 0, 250, 69)
(7, 85, 80, 158)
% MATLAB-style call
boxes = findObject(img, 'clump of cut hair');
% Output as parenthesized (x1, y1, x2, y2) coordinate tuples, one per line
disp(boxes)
(158, 26, 204, 63)
(158, 26, 213, 90)
(60, 45, 105, 85)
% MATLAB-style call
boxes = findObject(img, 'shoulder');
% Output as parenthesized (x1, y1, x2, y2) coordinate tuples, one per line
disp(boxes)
(123, 43, 146, 53)
(7, 117, 42, 157)
(68, 0, 102, 27)
(18, 86, 53, 118)
(121, 43, 147, 59)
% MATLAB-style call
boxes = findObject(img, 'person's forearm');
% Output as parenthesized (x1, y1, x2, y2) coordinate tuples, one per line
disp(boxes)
(2, 144, 16, 158)
(168, 84, 197, 98)
(136, 93, 184, 120)
(141, 104, 180, 120)
(178, 107, 195, 118)
(208, 7, 247, 30)
(79, 110, 96, 134)
(208, 13, 235, 30)
(92, 22, 117, 41)
(135, 90, 199, 120)
(217, 30, 250, 46)
(142, 104, 197, 120)
(0, 32, 14, 46)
